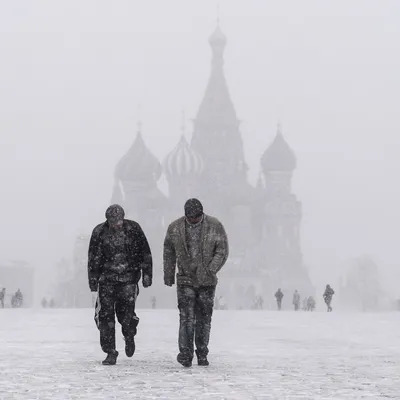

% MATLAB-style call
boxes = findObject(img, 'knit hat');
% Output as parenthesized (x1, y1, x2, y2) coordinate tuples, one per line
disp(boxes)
(105, 204, 125, 221)
(184, 198, 203, 218)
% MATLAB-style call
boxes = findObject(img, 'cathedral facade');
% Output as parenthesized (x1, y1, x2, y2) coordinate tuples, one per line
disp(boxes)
(59, 26, 312, 309)
(110, 26, 313, 309)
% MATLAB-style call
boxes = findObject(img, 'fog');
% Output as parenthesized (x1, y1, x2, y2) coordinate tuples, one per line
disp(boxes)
(1, 1, 399, 299)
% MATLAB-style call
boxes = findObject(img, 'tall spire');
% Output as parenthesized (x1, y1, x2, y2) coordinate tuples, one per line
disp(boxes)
(277, 120, 282, 136)
(137, 104, 142, 134)
(195, 24, 236, 126)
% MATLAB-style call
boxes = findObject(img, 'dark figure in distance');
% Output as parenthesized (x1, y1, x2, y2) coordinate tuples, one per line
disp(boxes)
(307, 296, 316, 311)
(275, 288, 284, 310)
(0, 288, 5, 308)
(88, 204, 152, 365)
(164, 198, 229, 367)
(151, 296, 156, 309)
(292, 290, 300, 311)
(323, 284, 335, 312)
(41, 298, 48, 308)
(253, 295, 263, 310)
(15, 289, 23, 308)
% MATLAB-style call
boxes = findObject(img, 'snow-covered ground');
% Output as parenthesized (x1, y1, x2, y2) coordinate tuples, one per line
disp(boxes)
(0, 309, 399, 399)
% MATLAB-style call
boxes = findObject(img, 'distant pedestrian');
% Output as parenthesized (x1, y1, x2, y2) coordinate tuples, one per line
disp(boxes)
(0, 288, 5, 308)
(41, 298, 48, 308)
(292, 290, 300, 311)
(307, 296, 316, 311)
(15, 289, 23, 308)
(254, 295, 263, 310)
(323, 284, 335, 312)
(275, 288, 284, 310)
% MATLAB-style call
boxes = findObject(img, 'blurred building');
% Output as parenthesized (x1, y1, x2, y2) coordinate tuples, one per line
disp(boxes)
(66, 25, 313, 308)
(339, 256, 386, 311)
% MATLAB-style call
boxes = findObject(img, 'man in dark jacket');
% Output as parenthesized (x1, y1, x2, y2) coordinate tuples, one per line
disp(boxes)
(88, 204, 152, 365)
(275, 288, 283, 310)
(164, 198, 229, 368)
(323, 284, 335, 312)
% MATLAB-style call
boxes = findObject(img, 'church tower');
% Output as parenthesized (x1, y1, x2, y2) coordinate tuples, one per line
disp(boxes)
(191, 25, 250, 214)
(258, 124, 312, 294)
(191, 25, 254, 257)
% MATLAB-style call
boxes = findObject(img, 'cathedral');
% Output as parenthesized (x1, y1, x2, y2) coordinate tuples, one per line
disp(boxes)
(59, 25, 313, 309)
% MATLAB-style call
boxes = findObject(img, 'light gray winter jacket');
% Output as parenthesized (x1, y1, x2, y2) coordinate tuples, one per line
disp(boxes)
(163, 214, 229, 287)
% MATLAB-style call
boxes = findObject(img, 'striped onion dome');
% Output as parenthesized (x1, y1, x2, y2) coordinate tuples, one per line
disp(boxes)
(163, 135, 204, 181)
(115, 132, 162, 183)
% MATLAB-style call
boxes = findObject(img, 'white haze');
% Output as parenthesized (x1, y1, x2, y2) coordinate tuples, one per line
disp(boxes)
(0, 1, 399, 297)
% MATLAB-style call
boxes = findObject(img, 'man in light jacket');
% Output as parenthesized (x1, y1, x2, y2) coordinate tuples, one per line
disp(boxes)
(164, 198, 229, 367)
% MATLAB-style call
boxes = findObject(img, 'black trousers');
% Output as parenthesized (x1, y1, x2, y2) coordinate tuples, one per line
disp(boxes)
(94, 282, 139, 354)
(177, 285, 216, 360)
(325, 297, 332, 311)
(277, 299, 282, 310)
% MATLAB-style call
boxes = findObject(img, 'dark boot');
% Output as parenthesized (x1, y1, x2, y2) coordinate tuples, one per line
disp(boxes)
(195, 350, 209, 366)
(102, 350, 118, 365)
(125, 336, 135, 358)
(177, 353, 192, 368)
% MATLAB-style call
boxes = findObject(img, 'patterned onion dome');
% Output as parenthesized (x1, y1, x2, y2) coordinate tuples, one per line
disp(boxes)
(115, 132, 162, 183)
(261, 128, 297, 172)
(163, 135, 204, 181)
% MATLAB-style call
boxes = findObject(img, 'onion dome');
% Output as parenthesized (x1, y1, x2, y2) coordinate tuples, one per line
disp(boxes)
(163, 135, 204, 181)
(209, 25, 227, 47)
(261, 125, 297, 172)
(115, 132, 162, 183)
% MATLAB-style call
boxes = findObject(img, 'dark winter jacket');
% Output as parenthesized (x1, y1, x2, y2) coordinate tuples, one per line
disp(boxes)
(275, 290, 283, 301)
(88, 219, 152, 291)
(323, 286, 335, 300)
(163, 214, 229, 287)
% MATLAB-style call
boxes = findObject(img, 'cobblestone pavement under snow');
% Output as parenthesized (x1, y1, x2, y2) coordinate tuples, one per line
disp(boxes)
(0, 309, 399, 399)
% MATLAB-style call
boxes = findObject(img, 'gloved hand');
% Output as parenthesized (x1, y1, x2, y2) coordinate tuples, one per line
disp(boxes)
(142, 274, 152, 288)
(164, 281, 174, 287)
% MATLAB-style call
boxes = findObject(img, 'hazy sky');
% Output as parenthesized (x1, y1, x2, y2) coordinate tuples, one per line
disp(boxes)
(1, 1, 399, 293)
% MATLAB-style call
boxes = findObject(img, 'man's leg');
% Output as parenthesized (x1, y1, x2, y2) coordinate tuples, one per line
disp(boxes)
(194, 286, 216, 365)
(177, 285, 196, 366)
(97, 283, 119, 364)
(115, 283, 139, 357)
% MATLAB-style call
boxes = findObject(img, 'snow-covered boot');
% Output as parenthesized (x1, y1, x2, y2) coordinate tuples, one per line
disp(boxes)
(125, 336, 135, 358)
(177, 353, 192, 367)
(195, 350, 209, 366)
(102, 350, 118, 365)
